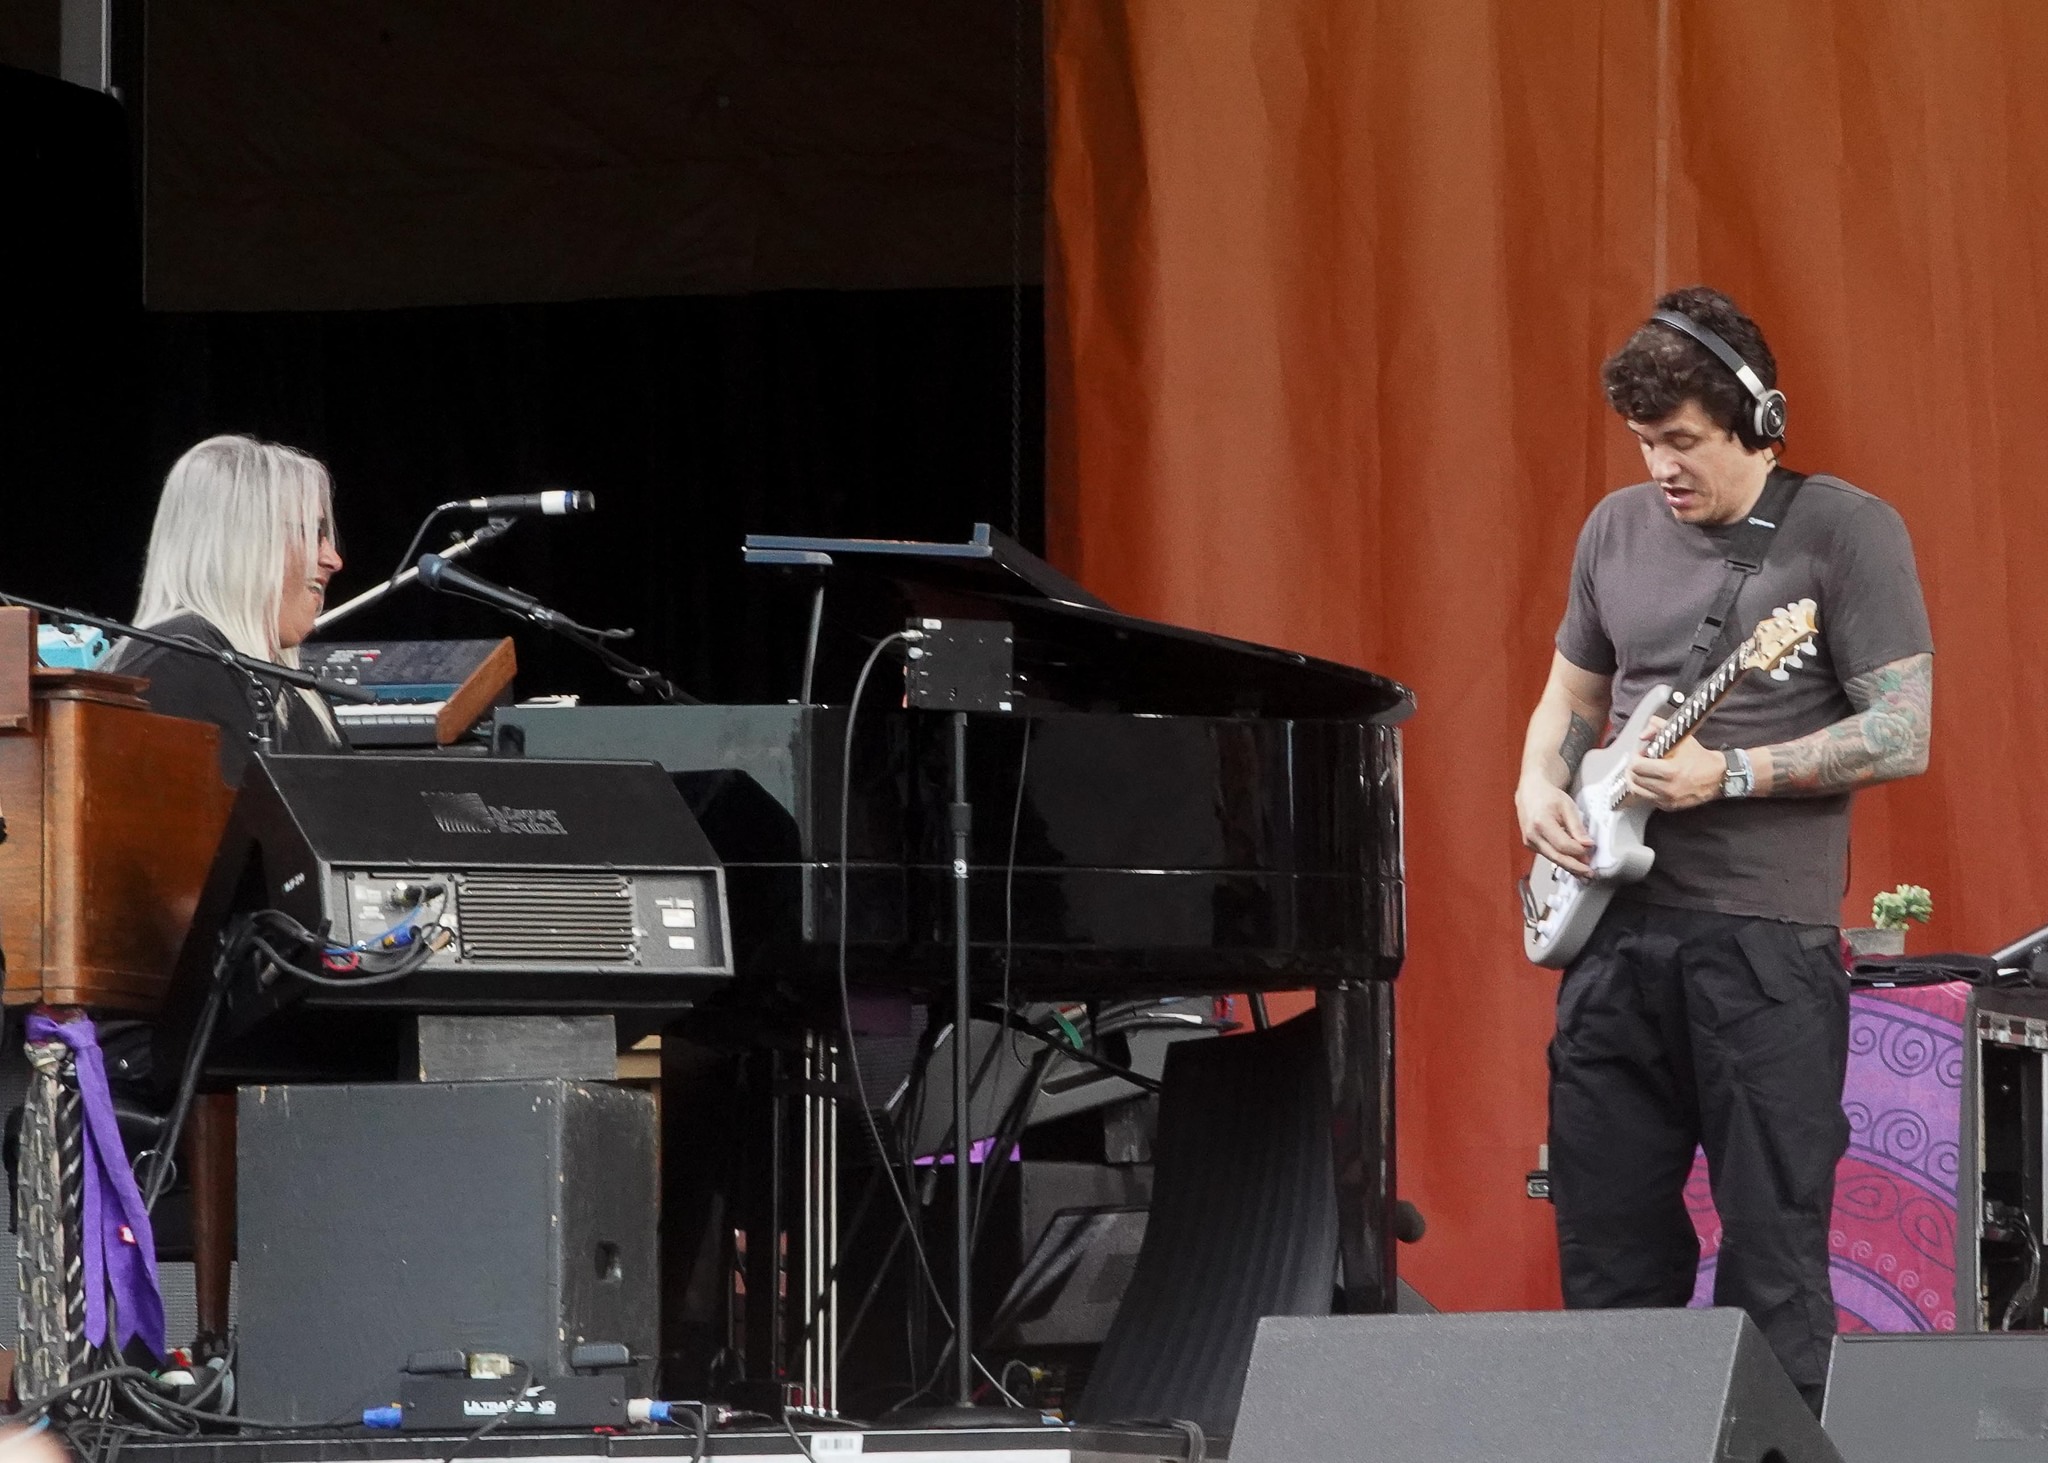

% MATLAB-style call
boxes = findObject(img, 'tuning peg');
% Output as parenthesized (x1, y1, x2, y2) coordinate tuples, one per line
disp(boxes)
(1770, 667, 1790, 680)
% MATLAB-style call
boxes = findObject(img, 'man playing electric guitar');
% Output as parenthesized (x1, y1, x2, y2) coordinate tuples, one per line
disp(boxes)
(1514, 288, 1934, 1414)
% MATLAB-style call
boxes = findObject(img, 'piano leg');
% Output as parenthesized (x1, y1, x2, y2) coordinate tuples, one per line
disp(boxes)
(186, 1092, 237, 1346)
(1320, 983, 1396, 1313)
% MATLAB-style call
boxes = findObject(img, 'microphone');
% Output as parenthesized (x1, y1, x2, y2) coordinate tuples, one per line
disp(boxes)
(1392, 1200, 1427, 1244)
(416, 554, 569, 628)
(454, 490, 595, 516)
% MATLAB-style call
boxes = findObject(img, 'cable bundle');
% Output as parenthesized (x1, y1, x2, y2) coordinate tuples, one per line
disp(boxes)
(19, 899, 452, 1456)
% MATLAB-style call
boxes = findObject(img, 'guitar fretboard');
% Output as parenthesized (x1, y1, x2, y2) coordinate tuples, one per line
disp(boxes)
(1602, 636, 1756, 812)
(1643, 648, 1746, 759)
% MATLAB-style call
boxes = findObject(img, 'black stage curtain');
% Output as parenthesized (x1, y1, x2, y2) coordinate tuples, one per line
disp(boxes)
(0, 66, 146, 621)
(140, 288, 1045, 708)
(145, 1, 1044, 311)
(0, 57, 1045, 710)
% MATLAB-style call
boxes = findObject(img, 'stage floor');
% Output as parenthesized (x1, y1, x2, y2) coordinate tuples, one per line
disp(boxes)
(115, 1423, 1213, 1463)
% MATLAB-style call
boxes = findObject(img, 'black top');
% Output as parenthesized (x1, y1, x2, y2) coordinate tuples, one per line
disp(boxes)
(101, 612, 345, 786)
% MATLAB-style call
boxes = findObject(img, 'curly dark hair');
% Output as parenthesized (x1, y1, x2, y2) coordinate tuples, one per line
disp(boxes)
(1601, 286, 1781, 448)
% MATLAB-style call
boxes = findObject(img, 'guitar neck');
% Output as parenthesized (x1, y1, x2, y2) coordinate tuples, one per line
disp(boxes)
(1642, 642, 1749, 759)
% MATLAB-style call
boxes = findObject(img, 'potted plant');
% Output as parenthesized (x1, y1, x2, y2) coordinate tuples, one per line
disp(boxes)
(1846, 884, 1933, 957)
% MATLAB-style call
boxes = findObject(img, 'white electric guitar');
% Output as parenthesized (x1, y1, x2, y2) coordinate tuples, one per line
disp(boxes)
(1520, 599, 1820, 968)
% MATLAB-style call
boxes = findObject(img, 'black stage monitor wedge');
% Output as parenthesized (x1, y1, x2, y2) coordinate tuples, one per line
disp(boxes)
(1231, 1310, 1841, 1463)
(1823, 1333, 2048, 1461)
(237, 1079, 655, 1426)
(157, 754, 731, 1079)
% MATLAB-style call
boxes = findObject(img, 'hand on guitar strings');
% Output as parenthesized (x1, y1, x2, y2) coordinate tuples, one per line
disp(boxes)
(1516, 781, 1595, 878)
(1624, 717, 1728, 811)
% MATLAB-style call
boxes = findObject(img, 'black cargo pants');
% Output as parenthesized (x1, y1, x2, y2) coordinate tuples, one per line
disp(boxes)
(1547, 899, 1850, 1413)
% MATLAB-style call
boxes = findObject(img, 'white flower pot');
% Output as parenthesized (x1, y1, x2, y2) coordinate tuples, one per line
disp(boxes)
(1845, 927, 1906, 958)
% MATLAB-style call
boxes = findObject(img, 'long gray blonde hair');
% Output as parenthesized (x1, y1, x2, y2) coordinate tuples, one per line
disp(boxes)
(135, 434, 335, 724)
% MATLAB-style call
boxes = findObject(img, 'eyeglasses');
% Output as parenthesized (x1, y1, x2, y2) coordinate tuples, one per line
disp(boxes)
(293, 518, 344, 556)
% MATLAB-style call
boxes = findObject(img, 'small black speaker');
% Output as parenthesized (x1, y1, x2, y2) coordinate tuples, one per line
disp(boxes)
(237, 1079, 656, 1423)
(1824, 1334, 2048, 1461)
(1232, 1309, 1841, 1463)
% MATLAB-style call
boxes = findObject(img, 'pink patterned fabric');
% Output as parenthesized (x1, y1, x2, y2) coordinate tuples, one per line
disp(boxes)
(1686, 982, 1967, 1331)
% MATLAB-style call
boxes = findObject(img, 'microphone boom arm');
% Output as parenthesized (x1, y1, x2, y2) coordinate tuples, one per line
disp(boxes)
(415, 556, 697, 705)
(316, 517, 516, 632)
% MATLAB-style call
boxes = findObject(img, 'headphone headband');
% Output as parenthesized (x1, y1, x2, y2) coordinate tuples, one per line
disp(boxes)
(1647, 309, 1787, 443)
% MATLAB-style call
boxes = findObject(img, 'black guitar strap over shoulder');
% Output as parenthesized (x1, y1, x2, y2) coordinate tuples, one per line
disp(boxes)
(1673, 469, 1807, 698)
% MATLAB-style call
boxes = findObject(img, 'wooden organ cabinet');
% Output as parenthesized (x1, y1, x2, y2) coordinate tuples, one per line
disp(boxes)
(0, 606, 238, 1339)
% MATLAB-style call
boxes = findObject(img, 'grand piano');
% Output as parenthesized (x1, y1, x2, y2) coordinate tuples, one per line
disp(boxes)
(492, 526, 1413, 1414)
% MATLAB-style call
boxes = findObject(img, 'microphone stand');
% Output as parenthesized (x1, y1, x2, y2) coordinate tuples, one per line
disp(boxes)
(0, 591, 378, 755)
(423, 584, 699, 706)
(549, 619, 699, 706)
(314, 516, 517, 633)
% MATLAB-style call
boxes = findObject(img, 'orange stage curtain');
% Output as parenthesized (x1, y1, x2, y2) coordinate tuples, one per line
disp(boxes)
(1047, 0, 2048, 1311)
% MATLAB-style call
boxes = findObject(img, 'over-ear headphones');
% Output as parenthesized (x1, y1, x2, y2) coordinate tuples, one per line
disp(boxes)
(1648, 309, 1788, 445)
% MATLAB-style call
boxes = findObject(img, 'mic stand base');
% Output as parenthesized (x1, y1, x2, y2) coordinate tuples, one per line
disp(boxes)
(884, 1404, 1048, 1431)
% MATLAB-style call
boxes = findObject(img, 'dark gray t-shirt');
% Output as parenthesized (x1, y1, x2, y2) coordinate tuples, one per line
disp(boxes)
(1556, 471, 1933, 926)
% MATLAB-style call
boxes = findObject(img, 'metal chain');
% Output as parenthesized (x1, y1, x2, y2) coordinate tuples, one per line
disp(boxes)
(16, 1042, 71, 1400)
(58, 1078, 91, 1382)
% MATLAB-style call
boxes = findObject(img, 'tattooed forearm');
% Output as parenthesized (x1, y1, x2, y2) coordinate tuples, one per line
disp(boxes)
(1759, 653, 1932, 796)
(1558, 713, 1598, 776)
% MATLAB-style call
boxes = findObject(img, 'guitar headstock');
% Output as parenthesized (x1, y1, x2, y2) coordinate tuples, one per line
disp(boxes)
(1742, 598, 1820, 681)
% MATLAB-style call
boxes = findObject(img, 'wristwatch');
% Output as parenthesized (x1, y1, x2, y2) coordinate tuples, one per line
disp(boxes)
(1720, 747, 1755, 800)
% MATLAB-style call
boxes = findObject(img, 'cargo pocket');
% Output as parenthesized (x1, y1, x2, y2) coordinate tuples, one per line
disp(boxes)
(1732, 921, 1806, 1005)
(1798, 925, 1851, 1008)
(1713, 923, 1851, 1213)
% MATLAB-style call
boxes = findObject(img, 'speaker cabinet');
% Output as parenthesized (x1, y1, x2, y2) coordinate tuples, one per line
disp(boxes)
(237, 1079, 656, 1423)
(1232, 1309, 1840, 1463)
(1824, 1333, 2048, 1461)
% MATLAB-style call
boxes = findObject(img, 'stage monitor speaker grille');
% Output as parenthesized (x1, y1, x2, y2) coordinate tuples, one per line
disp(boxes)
(1823, 1333, 2048, 1461)
(1232, 1309, 1840, 1463)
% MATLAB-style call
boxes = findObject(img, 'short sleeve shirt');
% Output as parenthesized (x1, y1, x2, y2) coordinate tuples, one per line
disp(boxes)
(1555, 470, 1932, 926)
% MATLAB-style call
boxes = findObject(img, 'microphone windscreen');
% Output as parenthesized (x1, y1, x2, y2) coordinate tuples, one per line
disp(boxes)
(1392, 1199, 1426, 1244)
(541, 489, 597, 516)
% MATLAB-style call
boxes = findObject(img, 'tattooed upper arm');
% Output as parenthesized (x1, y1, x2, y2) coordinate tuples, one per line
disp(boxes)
(1762, 652, 1932, 795)
(1843, 653, 1934, 775)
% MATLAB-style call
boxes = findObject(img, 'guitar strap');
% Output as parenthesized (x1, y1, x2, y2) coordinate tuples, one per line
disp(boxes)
(1673, 469, 1807, 697)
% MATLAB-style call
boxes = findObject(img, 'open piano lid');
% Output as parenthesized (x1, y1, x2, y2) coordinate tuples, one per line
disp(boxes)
(744, 524, 1414, 723)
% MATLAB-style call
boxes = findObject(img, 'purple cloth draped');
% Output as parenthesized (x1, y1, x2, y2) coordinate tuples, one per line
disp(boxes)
(25, 1013, 167, 1358)
(1685, 983, 1965, 1332)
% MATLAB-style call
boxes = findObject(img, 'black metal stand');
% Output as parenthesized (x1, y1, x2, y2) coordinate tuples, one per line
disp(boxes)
(891, 625, 1040, 1429)
(947, 710, 973, 1408)
(412, 562, 698, 705)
